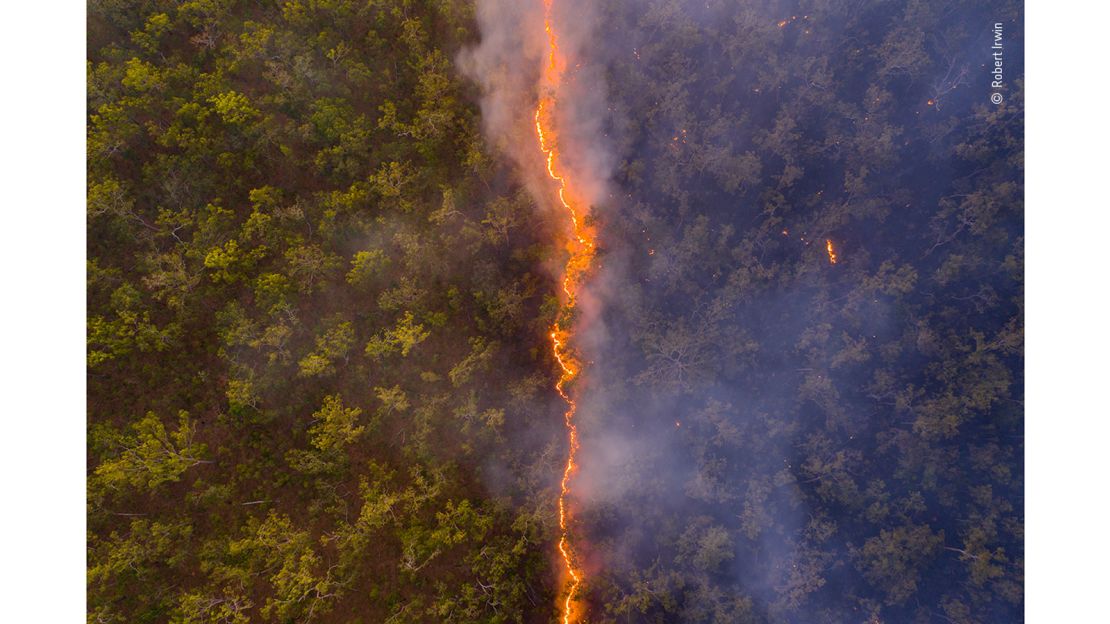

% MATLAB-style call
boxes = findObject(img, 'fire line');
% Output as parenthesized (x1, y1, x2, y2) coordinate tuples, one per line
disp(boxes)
(533, 1, 595, 622)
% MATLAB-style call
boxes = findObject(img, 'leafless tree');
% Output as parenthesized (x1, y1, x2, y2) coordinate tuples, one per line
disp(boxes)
(929, 56, 970, 110)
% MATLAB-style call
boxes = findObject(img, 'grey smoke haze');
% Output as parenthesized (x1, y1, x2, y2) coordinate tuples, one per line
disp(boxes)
(458, 0, 615, 217)
(459, 0, 818, 615)
(466, 0, 1023, 621)
(459, 0, 624, 596)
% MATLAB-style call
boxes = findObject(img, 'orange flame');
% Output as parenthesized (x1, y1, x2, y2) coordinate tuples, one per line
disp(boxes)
(534, 1, 595, 622)
(826, 239, 838, 264)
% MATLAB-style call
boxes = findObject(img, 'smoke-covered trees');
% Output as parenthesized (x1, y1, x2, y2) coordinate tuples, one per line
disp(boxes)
(575, 0, 1023, 621)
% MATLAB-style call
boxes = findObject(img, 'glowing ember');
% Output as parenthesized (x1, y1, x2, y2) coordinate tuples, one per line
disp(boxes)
(826, 239, 838, 264)
(533, 1, 596, 622)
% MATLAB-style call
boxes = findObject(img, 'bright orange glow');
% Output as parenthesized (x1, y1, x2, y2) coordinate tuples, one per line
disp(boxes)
(826, 239, 838, 264)
(534, 1, 596, 622)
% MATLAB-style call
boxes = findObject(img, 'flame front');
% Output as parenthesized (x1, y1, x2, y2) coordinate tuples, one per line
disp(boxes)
(534, 1, 595, 622)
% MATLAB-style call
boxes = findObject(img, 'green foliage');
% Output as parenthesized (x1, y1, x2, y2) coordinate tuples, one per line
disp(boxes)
(364, 311, 429, 359)
(346, 249, 389, 286)
(88, 1, 552, 620)
(92, 412, 207, 493)
(224, 512, 340, 621)
(298, 321, 354, 377)
(87, 282, 179, 366)
(89, 518, 192, 588)
(209, 91, 260, 125)
(307, 394, 365, 453)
